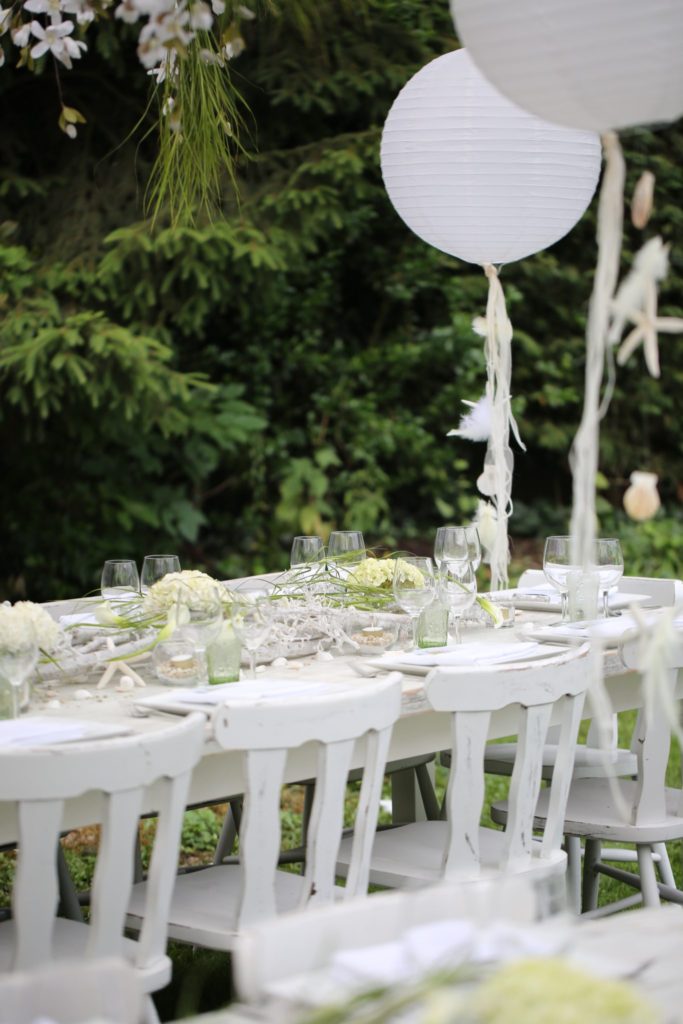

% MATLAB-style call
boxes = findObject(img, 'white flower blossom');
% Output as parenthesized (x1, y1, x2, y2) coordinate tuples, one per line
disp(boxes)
(25, 0, 64, 25)
(13, 602, 60, 652)
(30, 19, 86, 68)
(61, 0, 96, 24)
(210, 0, 223, 14)
(189, 0, 211, 30)
(237, 4, 254, 18)
(223, 35, 244, 59)
(0, 5, 11, 32)
(347, 558, 425, 591)
(12, 22, 32, 45)
(115, 0, 141, 22)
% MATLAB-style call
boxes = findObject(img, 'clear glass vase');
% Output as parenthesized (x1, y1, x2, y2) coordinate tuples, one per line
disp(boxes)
(206, 622, 242, 684)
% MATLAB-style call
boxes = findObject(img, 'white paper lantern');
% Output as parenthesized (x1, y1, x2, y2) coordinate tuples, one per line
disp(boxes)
(381, 50, 601, 266)
(451, 0, 683, 133)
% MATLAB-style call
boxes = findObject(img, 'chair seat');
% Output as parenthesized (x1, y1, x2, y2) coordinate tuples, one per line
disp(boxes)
(492, 780, 683, 844)
(0, 919, 170, 993)
(482, 743, 637, 781)
(127, 864, 342, 952)
(336, 821, 566, 889)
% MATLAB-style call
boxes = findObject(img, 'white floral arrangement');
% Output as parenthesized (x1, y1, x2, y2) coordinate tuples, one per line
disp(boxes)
(142, 569, 230, 619)
(0, 600, 60, 654)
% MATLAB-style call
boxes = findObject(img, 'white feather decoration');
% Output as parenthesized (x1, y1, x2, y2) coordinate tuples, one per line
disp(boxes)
(447, 395, 492, 442)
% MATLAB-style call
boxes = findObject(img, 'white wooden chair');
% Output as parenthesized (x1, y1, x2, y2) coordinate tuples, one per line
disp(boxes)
(498, 630, 683, 916)
(483, 573, 683, 908)
(0, 714, 206, 1021)
(233, 874, 540, 1006)
(126, 673, 403, 950)
(0, 956, 143, 1023)
(335, 646, 590, 892)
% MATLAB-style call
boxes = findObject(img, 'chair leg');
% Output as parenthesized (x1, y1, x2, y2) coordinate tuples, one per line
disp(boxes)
(213, 799, 242, 865)
(144, 995, 161, 1024)
(565, 836, 582, 915)
(57, 845, 83, 922)
(582, 838, 602, 913)
(415, 763, 441, 821)
(637, 845, 661, 907)
(653, 842, 676, 888)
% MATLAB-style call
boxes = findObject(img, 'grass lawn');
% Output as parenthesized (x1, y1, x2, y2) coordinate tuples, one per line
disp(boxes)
(0, 710, 679, 1019)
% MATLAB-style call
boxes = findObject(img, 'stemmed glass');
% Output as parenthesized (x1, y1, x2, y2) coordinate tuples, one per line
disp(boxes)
(328, 531, 366, 565)
(543, 536, 577, 622)
(141, 554, 181, 593)
(0, 630, 38, 718)
(174, 581, 224, 684)
(101, 559, 140, 602)
(230, 583, 275, 678)
(392, 557, 436, 649)
(595, 538, 624, 618)
(434, 527, 480, 570)
(290, 536, 324, 568)
(440, 558, 477, 644)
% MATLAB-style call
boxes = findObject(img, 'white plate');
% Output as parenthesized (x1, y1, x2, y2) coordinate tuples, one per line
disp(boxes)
(502, 587, 651, 614)
(135, 678, 351, 716)
(368, 641, 571, 676)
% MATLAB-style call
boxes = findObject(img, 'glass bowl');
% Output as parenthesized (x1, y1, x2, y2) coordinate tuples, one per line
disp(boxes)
(344, 616, 400, 655)
(152, 640, 203, 686)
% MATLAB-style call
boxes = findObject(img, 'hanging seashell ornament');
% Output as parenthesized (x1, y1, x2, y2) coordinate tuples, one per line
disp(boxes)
(631, 171, 655, 230)
(623, 471, 661, 522)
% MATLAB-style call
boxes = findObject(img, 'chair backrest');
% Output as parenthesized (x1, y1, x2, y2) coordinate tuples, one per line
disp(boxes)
(427, 645, 590, 879)
(0, 956, 142, 1023)
(618, 629, 683, 827)
(211, 673, 403, 930)
(0, 713, 206, 972)
(518, 570, 683, 608)
(234, 874, 539, 1004)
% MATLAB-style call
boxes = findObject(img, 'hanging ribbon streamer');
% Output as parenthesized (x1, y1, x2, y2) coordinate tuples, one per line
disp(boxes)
(480, 264, 526, 591)
(569, 132, 625, 569)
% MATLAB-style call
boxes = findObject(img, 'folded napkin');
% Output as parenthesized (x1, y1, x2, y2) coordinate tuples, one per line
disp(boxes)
(0, 717, 130, 748)
(381, 641, 542, 669)
(530, 612, 659, 644)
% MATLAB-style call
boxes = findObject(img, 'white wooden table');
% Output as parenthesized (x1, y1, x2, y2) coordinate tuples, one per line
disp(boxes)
(0, 608, 644, 846)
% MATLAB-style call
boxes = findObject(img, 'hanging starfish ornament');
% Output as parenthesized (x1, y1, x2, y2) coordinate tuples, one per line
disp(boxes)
(608, 236, 683, 378)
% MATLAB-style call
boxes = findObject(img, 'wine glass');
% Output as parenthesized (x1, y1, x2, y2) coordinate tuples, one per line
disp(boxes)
(542, 536, 577, 622)
(0, 631, 38, 718)
(141, 554, 181, 593)
(327, 531, 366, 565)
(101, 559, 140, 602)
(434, 527, 469, 568)
(440, 558, 477, 644)
(392, 557, 436, 649)
(230, 582, 274, 678)
(290, 536, 324, 568)
(174, 581, 224, 684)
(595, 538, 624, 618)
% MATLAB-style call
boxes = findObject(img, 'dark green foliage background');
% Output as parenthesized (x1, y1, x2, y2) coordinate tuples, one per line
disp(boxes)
(1, 0, 682, 600)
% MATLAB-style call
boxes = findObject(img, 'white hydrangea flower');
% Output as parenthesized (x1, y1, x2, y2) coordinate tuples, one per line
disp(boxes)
(25, 0, 64, 24)
(348, 558, 425, 591)
(189, 0, 212, 30)
(143, 569, 229, 617)
(0, 602, 59, 654)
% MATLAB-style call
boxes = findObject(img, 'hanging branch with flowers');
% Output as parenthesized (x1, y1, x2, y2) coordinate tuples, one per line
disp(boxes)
(0, 0, 255, 222)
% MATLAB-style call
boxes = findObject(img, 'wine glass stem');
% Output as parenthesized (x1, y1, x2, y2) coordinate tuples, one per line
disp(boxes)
(248, 650, 256, 678)
(602, 589, 609, 618)
(410, 615, 418, 649)
(560, 592, 569, 622)
(452, 615, 461, 645)
(10, 683, 20, 719)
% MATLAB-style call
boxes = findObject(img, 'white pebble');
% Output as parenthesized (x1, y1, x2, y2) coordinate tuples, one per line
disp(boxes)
(271, 657, 288, 668)
(255, 664, 267, 673)
(74, 689, 93, 700)
(116, 676, 135, 692)
(288, 660, 304, 670)
(46, 699, 61, 709)
(315, 650, 334, 662)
